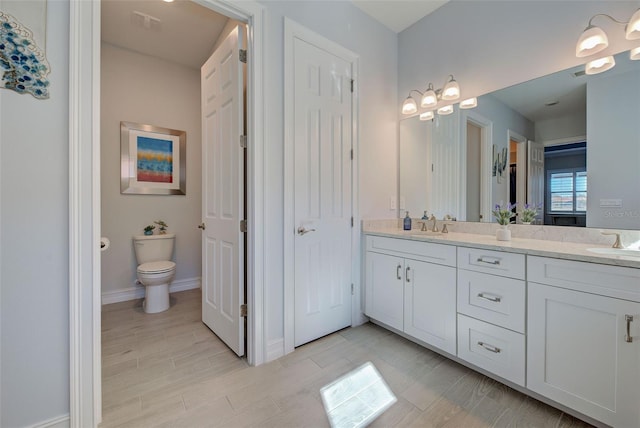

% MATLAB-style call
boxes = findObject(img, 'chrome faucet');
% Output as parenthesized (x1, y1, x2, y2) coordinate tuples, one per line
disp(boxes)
(429, 214, 438, 232)
(602, 232, 623, 249)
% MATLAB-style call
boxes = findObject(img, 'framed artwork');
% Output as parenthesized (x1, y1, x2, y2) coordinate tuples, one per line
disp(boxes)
(120, 121, 186, 195)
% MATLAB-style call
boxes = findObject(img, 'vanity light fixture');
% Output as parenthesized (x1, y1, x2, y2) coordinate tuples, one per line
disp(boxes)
(576, 10, 640, 58)
(630, 46, 640, 60)
(419, 111, 434, 121)
(459, 97, 477, 109)
(585, 55, 616, 75)
(437, 105, 454, 115)
(402, 89, 423, 115)
(402, 75, 474, 116)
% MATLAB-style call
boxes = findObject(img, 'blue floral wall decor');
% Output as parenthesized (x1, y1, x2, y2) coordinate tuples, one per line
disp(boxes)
(0, 11, 50, 99)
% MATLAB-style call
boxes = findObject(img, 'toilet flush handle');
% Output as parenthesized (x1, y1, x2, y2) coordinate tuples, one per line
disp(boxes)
(198, 223, 206, 230)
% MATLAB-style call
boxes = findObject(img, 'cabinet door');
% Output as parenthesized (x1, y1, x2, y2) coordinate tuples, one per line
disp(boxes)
(365, 251, 404, 331)
(528, 282, 640, 428)
(404, 259, 457, 355)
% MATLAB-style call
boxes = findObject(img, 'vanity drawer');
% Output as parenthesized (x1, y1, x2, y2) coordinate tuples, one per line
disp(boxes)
(457, 269, 525, 333)
(457, 314, 525, 386)
(528, 256, 640, 302)
(458, 247, 525, 280)
(366, 235, 456, 267)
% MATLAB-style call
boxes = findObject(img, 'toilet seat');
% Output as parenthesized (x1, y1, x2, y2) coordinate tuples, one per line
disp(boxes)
(137, 261, 176, 274)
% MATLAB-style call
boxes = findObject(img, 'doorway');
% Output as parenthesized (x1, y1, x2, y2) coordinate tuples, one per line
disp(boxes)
(69, 1, 266, 425)
(507, 130, 527, 221)
(462, 111, 492, 222)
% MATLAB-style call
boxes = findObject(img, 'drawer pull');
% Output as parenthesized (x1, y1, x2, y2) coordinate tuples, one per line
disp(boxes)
(477, 341, 501, 353)
(406, 266, 411, 283)
(477, 292, 502, 303)
(397, 264, 402, 280)
(476, 257, 501, 265)
(625, 315, 634, 343)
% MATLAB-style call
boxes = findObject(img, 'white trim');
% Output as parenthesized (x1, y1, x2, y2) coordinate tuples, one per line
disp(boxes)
(27, 414, 70, 428)
(266, 338, 285, 362)
(71, 1, 266, 426)
(461, 110, 493, 222)
(543, 135, 586, 147)
(283, 18, 360, 355)
(101, 277, 202, 305)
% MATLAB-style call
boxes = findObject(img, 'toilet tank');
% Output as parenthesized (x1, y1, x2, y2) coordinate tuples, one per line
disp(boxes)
(133, 233, 175, 264)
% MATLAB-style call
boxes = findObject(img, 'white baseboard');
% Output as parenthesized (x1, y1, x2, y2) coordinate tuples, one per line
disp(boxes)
(266, 338, 285, 362)
(27, 414, 70, 428)
(101, 277, 201, 305)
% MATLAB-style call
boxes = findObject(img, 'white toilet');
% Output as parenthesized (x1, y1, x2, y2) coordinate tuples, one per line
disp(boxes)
(133, 233, 176, 313)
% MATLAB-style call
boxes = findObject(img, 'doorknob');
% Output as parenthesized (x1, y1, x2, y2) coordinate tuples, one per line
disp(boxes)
(198, 223, 206, 230)
(297, 226, 316, 235)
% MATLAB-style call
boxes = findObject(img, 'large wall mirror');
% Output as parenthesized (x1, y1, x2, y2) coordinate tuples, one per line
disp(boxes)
(399, 50, 640, 230)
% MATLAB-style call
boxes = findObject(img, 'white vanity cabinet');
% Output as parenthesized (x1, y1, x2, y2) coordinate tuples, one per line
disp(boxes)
(364, 235, 457, 354)
(456, 247, 526, 386)
(527, 256, 640, 428)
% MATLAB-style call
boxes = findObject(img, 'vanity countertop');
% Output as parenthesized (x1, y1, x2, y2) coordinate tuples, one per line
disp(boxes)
(364, 228, 640, 269)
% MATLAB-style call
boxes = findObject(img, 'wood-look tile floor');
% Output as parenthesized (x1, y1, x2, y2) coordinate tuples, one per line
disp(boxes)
(101, 289, 593, 428)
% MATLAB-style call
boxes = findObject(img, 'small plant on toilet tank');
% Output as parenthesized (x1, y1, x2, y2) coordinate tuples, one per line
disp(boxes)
(154, 220, 168, 234)
(143, 224, 155, 235)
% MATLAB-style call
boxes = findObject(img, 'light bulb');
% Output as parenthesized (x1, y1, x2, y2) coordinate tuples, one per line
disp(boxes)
(441, 76, 460, 101)
(420, 111, 434, 121)
(626, 9, 640, 40)
(437, 105, 454, 115)
(459, 97, 477, 109)
(402, 96, 418, 115)
(631, 46, 640, 60)
(576, 26, 608, 57)
(420, 84, 438, 108)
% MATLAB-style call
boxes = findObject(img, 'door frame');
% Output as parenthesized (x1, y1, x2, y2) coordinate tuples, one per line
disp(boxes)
(68, 0, 266, 425)
(283, 18, 361, 356)
(460, 110, 493, 222)
(507, 129, 527, 218)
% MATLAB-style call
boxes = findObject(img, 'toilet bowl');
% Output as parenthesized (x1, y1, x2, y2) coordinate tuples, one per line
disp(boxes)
(133, 234, 176, 314)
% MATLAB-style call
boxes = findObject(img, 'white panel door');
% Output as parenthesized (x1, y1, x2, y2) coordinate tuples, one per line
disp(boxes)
(430, 111, 460, 219)
(293, 37, 353, 347)
(527, 139, 544, 220)
(201, 26, 244, 356)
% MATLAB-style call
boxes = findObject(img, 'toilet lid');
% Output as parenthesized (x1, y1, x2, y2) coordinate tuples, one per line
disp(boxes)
(137, 261, 176, 274)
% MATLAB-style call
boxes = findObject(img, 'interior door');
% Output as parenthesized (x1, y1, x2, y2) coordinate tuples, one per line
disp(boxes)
(527, 139, 545, 221)
(201, 26, 245, 356)
(293, 37, 353, 347)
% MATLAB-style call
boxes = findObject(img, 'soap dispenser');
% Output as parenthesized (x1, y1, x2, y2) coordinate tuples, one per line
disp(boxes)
(403, 211, 412, 230)
(421, 211, 429, 220)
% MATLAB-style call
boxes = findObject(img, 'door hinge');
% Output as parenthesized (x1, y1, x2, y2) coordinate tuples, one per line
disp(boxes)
(240, 219, 247, 233)
(240, 135, 247, 148)
(350, 79, 354, 93)
(240, 304, 247, 317)
(239, 49, 247, 64)
(351, 283, 354, 295)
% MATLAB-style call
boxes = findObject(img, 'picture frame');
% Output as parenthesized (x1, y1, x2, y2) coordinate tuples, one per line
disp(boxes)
(120, 121, 186, 195)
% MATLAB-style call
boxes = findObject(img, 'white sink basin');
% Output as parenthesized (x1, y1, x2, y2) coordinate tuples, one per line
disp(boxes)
(587, 247, 640, 258)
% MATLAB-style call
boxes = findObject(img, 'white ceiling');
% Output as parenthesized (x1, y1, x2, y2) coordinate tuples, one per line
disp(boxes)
(351, 0, 449, 33)
(101, 0, 229, 69)
(101, 0, 446, 69)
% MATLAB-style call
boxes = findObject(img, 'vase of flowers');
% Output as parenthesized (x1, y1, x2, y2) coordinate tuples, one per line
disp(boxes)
(154, 220, 168, 235)
(520, 203, 539, 225)
(492, 202, 515, 241)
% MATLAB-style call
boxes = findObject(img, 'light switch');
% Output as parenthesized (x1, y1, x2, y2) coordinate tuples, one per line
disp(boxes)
(389, 196, 397, 210)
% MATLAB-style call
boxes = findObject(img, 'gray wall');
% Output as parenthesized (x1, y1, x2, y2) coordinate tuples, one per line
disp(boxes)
(100, 43, 202, 300)
(0, 1, 70, 426)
